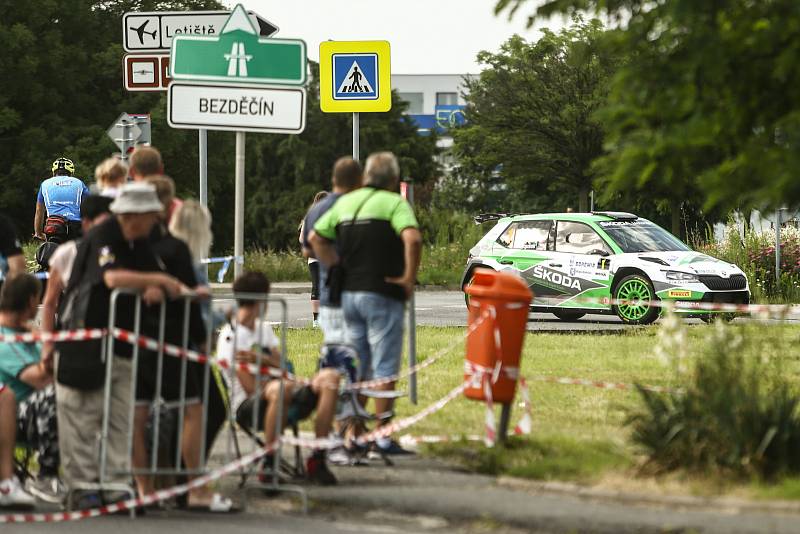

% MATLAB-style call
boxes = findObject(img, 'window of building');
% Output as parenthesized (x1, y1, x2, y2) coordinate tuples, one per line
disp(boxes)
(398, 92, 424, 114)
(436, 92, 458, 106)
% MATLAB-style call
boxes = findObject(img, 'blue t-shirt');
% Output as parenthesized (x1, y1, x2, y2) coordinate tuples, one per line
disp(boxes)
(37, 176, 91, 221)
(0, 326, 40, 402)
(302, 193, 340, 306)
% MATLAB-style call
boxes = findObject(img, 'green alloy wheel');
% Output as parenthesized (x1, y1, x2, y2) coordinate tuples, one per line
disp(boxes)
(613, 274, 659, 325)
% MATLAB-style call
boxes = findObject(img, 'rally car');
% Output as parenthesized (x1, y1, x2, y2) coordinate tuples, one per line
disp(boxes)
(461, 212, 750, 324)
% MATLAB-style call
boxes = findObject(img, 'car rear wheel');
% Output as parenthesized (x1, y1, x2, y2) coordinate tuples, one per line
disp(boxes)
(552, 310, 585, 321)
(613, 274, 659, 325)
(463, 268, 493, 309)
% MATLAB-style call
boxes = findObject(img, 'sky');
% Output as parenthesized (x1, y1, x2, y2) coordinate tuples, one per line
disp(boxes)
(226, 0, 567, 74)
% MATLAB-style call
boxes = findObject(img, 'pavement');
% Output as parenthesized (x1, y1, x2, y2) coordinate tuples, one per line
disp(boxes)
(8, 451, 800, 533)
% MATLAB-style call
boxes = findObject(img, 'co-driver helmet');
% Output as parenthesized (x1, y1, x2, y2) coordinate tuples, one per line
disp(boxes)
(51, 157, 75, 176)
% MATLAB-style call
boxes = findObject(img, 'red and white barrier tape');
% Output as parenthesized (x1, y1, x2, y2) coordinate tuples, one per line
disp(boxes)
(0, 443, 275, 524)
(0, 328, 106, 344)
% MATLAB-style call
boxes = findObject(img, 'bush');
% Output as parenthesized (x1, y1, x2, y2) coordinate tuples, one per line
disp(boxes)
(627, 316, 800, 479)
(697, 223, 800, 302)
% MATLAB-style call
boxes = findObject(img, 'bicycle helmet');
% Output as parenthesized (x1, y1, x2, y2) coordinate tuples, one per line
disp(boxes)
(51, 157, 75, 175)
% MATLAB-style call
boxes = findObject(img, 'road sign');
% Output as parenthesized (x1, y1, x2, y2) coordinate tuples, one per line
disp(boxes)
(123, 54, 171, 91)
(170, 5, 306, 85)
(106, 113, 142, 150)
(123, 10, 278, 53)
(167, 82, 306, 134)
(129, 114, 152, 146)
(320, 41, 391, 113)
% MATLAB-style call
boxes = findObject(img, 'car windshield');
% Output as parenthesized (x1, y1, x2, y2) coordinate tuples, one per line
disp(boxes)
(598, 219, 691, 253)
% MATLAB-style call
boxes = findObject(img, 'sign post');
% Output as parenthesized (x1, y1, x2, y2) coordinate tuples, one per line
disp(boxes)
(319, 41, 391, 161)
(106, 112, 143, 162)
(403, 179, 418, 405)
(168, 4, 306, 281)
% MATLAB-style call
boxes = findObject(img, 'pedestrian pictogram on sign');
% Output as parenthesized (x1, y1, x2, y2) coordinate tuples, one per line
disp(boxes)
(334, 54, 378, 100)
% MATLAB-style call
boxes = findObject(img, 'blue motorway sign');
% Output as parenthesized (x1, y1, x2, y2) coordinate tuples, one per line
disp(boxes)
(333, 54, 378, 100)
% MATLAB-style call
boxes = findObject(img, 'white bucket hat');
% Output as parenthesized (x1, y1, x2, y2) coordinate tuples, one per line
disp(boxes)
(109, 182, 164, 214)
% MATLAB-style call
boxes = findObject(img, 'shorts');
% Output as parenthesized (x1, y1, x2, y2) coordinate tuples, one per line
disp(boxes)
(235, 384, 318, 430)
(309, 261, 320, 300)
(136, 352, 201, 405)
(341, 291, 405, 381)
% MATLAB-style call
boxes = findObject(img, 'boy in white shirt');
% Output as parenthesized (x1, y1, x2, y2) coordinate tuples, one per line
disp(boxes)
(216, 272, 340, 485)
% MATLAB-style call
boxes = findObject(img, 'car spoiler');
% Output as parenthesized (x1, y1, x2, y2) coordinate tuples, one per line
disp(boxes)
(473, 213, 519, 225)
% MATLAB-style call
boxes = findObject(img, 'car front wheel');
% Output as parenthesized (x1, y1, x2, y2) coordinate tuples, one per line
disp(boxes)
(613, 274, 659, 325)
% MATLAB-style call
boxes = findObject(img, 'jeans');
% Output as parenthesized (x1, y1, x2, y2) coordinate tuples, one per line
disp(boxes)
(341, 291, 405, 381)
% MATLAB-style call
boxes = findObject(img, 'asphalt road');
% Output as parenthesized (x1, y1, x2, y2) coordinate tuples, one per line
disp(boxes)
(217, 288, 672, 333)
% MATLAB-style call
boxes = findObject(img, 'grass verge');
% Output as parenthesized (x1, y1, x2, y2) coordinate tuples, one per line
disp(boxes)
(283, 322, 800, 499)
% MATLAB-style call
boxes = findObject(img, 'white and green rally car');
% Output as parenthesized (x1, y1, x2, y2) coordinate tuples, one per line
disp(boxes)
(461, 212, 750, 324)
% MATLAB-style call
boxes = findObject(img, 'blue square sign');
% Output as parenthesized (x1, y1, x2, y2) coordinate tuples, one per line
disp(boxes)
(333, 53, 379, 100)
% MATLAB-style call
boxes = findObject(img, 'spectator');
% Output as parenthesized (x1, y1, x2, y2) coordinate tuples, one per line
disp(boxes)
(145, 174, 183, 224)
(55, 182, 187, 509)
(311, 151, 422, 455)
(34, 157, 90, 243)
(0, 214, 26, 291)
(94, 157, 128, 198)
(40, 195, 113, 369)
(128, 146, 163, 182)
(0, 273, 62, 503)
(140, 175, 230, 511)
(168, 200, 228, 465)
(0, 383, 35, 507)
(299, 191, 329, 327)
(216, 272, 340, 485)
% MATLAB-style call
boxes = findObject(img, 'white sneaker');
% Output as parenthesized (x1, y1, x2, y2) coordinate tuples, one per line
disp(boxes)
(0, 477, 36, 508)
(312, 319, 320, 328)
(26, 476, 66, 504)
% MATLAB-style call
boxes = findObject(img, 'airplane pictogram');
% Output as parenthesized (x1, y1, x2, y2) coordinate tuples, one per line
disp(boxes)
(130, 20, 157, 45)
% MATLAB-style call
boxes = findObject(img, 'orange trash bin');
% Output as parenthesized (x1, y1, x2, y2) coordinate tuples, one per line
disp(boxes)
(464, 269, 532, 404)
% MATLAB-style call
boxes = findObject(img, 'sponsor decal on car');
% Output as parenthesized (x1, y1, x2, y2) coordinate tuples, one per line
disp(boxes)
(532, 264, 583, 290)
(667, 289, 692, 298)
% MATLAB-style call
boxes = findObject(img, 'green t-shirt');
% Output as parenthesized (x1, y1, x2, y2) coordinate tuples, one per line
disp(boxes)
(314, 187, 418, 301)
(0, 326, 40, 402)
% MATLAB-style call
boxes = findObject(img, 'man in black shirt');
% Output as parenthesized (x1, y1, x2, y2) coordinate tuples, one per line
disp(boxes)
(56, 183, 187, 507)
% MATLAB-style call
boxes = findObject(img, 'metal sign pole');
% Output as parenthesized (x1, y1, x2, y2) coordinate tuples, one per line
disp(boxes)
(119, 120, 133, 162)
(234, 131, 246, 279)
(776, 208, 782, 285)
(407, 180, 417, 405)
(199, 129, 209, 279)
(352, 112, 359, 161)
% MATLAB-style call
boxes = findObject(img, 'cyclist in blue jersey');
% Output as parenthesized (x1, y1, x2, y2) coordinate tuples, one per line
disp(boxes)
(33, 158, 90, 243)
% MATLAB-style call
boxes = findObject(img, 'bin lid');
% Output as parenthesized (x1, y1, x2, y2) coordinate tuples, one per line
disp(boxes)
(465, 269, 532, 303)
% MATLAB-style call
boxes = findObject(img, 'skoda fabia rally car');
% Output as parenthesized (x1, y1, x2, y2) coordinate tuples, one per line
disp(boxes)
(461, 212, 750, 324)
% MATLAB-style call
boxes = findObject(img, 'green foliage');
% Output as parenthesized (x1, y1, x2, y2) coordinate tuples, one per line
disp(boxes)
(628, 319, 800, 479)
(497, 0, 800, 215)
(454, 17, 617, 212)
(696, 224, 800, 302)
(0, 1, 438, 253)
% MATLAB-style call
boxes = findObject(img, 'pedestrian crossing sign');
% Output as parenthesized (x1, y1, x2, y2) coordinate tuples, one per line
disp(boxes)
(320, 41, 391, 113)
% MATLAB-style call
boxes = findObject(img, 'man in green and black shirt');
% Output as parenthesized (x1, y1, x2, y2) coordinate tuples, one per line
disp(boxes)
(311, 152, 422, 455)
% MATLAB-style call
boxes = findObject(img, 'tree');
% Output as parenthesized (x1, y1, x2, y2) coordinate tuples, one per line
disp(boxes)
(0, 0, 439, 252)
(496, 0, 800, 220)
(453, 18, 617, 213)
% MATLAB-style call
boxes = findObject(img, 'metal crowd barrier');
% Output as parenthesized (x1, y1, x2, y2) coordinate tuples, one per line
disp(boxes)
(67, 288, 305, 513)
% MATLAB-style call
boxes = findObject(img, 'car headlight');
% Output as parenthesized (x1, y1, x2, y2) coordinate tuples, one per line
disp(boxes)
(665, 270, 699, 282)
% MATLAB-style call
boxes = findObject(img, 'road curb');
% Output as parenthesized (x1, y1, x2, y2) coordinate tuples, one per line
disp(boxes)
(496, 475, 800, 515)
